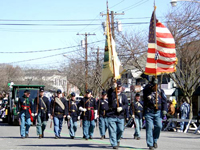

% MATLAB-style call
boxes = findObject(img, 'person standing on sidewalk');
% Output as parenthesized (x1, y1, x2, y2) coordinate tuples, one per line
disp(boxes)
(177, 99, 190, 132)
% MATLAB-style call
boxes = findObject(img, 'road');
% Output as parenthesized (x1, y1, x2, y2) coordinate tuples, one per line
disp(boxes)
(0, 119, 200, 150)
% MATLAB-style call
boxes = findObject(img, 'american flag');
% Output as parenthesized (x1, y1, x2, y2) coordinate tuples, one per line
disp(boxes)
(144, 10, 177, 75)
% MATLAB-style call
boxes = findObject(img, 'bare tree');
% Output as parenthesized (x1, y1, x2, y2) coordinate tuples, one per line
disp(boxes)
(0, 64, 24, 92)
(165, 4, 200, 118)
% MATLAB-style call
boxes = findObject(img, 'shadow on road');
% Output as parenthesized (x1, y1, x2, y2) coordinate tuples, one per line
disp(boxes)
(19, 143, 110, 149)
(19, 144, 148, 150)
(167, 136, 200, 139)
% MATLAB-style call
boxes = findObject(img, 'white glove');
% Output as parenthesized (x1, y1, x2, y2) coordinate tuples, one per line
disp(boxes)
(2, 108, 5, 111)
(31, 113, 34, 116)
(112, 83, 117, 89)
(17, 112, 20, 115)
(79, 107, 87, 112)
(117, 107, 123, 112)
(147, 95, 151, 100)
(48, 114, 51, 117)
(78, 116, 80, 120)
(94, 110, 98, 119)
(132, 115, 135, 119)
(34, 113, 37, 116)
(67, 115, 71, 119)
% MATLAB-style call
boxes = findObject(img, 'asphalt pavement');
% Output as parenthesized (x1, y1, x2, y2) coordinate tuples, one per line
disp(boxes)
(0, 119, 200, 150)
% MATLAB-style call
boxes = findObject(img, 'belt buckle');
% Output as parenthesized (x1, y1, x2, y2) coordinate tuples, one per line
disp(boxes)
(72, 110, 75, 112)
(41, 107, 44, 110)
(24, 107, 27, 109)
(138, 110, 140, 112)
(88, 108, 91, 110)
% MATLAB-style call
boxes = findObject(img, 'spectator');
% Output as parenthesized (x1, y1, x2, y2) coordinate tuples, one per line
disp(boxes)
(166, 99, 176, 131)
(177, 98, 190, 132)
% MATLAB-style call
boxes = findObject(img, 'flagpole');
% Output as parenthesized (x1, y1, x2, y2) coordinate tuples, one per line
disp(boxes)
(154, 1, 158, 109)
(107, 1, 119, 107)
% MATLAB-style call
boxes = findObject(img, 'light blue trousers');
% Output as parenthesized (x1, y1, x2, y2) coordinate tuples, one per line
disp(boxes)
(68, 118, 77, 137)
(145, 110, 162, 147)
(20, 112, 32, 137)
(36, 113, 47, 135)
(107, 117, 124, 147)
(99, 117, 108, 137)
(83, 120, 95, 139)
(53, 117, 63, 137)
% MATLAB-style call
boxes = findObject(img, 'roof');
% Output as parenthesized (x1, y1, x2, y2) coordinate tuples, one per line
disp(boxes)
(12, 85, 45, 89)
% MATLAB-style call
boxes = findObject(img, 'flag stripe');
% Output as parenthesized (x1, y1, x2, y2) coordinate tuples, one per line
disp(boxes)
(147, 53, 176, 62)
(147, 58, 177, 65)
(157, 40, 175, 48)
(156, 32, 173, 38)
(148, 47, 176, 55)
(157, 38, 175, 44)
(144, 11, 177, 75)
(145, 67, 176, 75)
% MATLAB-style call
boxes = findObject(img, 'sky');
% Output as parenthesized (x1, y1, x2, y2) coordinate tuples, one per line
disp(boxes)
(0, 0, 175, 69)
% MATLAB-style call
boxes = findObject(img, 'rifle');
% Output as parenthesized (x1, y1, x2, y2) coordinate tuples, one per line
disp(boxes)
(131, 92, 137, 128)
(18, 118, 21, 126)
(96, 98, 101, 129)
(67, 99, 71, 128)
(35, 91, 39, 124)
(80, 119, 82, 127)
(50, 96, 56, 128)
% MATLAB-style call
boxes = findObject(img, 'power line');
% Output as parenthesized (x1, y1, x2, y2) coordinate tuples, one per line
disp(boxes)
(116, 0, 149, 12)
(0, 40, 104, 54)
(5, 39, 105, 64)
(7, 49, 83, 64)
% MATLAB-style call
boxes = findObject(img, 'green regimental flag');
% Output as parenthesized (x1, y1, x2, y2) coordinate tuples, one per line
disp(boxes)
(101, 9, 125, 86)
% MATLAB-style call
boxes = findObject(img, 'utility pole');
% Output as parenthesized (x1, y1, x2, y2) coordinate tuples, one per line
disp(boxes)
(77, 32, 96, 93)
(100, 11, 124, 40)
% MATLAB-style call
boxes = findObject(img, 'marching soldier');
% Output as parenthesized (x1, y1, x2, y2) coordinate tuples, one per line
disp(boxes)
(17, 90, 33, 139)
(107, 80, 128, 149)
(78, 89, 97, 140)
(130, 93, 143, 140)
(97, 91, 109, 140)
(50, 89, 68, 139)
(143, 77, 167, 150)
(67, 92, 79, 139)
(33, 87, 50, 138)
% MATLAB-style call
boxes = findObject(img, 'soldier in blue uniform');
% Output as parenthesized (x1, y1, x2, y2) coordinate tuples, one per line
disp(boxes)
(33, 87, 50, 138)
(130, 93, 143, 140)
(17, 90, 33, 139)
(50, 89, 68, 139)
(107, 80, 128, 149)
(97, 90, 109, 140)
(67, 92, 79, 139)
(143, 77, 167, 150)
(78, 89, 97, 140)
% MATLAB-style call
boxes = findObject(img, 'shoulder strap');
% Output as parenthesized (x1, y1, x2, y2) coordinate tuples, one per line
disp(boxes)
(55, 97, 65, 110)
(41, 97, 47, 112)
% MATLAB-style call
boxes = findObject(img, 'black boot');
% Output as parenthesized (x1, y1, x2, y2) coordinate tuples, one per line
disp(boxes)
(154, 143, 158, 149)
(149, 146, 154, 150)
(39, 134, 42, 139)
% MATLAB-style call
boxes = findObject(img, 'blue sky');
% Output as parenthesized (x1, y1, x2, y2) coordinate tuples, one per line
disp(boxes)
(0, 0, 173, 69)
